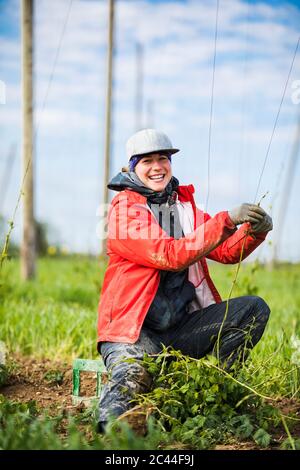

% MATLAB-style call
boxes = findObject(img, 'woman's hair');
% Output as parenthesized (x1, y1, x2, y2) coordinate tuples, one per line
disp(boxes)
(122, 153, 172, 174)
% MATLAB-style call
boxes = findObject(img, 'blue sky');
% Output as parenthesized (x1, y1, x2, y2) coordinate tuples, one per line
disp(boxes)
(0, 0, 300, 261)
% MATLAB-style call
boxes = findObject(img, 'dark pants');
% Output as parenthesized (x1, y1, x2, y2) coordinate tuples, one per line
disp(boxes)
(98, 295, 270, 423)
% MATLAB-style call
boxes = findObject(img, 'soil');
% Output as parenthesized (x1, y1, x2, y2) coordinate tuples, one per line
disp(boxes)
(0, 354, 99, 415)
(1, 354, 300, 450)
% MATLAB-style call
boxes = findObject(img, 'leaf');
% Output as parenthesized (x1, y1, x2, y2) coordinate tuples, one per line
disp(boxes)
(205, 393, 216, 403)
(191, 404, 199, 414)
(179, 384, 189, 393)
(253, 428, 271, 447)
(236, 417, 254, 438)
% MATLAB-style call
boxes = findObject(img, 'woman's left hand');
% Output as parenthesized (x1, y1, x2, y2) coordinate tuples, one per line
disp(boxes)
(251, 214, 273, 233)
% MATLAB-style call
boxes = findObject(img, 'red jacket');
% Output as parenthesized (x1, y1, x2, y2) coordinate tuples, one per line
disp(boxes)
(97, 184, 267, 344)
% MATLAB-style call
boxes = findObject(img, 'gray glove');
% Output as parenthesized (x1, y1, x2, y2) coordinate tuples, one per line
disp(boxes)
(228, 203, 267, 226)
(251, 214, 273, 233)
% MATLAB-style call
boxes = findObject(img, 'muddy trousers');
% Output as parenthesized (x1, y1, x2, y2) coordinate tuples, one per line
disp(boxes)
(98, 295, 270, 424)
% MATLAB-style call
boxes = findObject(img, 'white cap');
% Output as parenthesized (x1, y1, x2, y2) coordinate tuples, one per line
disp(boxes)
(126, 129, 179, 161)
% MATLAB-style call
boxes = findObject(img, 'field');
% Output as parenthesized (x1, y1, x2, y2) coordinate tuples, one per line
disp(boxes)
(0, 256, 300, 450)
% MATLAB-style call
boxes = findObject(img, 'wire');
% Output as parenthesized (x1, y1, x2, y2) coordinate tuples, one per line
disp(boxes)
(205, 0, 219, 213)
(253, 35, 300, 204)
(34, 0, 73, 140)
(237, 0, 250, 203)
(2, 0, 74, 258)
(22, 0, 74, 188)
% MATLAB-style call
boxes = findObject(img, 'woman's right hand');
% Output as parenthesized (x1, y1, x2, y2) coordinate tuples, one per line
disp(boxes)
(228, 203, 266, 226)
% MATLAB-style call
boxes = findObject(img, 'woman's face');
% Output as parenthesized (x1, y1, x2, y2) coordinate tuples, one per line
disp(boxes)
(134, 153, 172, 191)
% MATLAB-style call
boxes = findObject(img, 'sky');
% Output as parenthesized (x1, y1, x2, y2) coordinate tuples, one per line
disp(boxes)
(0, 0, 300, 261)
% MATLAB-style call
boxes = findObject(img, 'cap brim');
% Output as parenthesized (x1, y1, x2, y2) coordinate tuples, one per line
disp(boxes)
(130, 148, 180, 159)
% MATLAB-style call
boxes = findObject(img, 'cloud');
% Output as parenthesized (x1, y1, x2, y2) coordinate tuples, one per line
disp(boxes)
(1, 0, 300, 259)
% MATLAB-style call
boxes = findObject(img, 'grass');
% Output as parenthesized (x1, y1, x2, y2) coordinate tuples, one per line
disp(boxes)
(0, 256, 105, 361)
(212, 261, 300, 397)
(0, 255, 300, 449)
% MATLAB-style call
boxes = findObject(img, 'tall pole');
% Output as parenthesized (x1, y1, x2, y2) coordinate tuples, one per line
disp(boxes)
(271, 112, 300, 265)
(146, 99, 154, 128)
(21, 0, 36, 279)
(135, 42, 143, 131)
(100, 0, 115, 257)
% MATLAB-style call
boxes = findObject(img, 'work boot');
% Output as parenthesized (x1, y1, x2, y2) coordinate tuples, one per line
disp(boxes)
(116, 404, 154, 436)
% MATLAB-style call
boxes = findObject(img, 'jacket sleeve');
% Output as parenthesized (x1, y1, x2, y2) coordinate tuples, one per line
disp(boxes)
(203, 211, 268, 264)
(107, 195, 237, 271)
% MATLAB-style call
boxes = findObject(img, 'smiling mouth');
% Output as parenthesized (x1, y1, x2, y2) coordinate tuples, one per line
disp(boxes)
(148, 174, 165, 181)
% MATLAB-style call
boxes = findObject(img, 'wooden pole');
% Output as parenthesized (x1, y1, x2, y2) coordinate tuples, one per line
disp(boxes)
(146, 99, 154, 128)
(270, 112, 300, 267)
(135, 42, 143, 131)
(100, 0, 115, 257)
(21, 0, 36, 279)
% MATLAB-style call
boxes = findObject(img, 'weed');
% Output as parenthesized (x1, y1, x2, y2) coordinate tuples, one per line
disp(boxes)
(43, 370, 65, 386)
(135, 347, 281, 449)
(1, 258, 300, 448)
(0, 365, 9, 388)
(0, 396, 165, 450)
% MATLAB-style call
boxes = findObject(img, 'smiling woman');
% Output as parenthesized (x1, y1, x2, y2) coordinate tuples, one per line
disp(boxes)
(134, 153, 172, 192)
(126, 129, 179, 192)
(96, 128, 273, 434)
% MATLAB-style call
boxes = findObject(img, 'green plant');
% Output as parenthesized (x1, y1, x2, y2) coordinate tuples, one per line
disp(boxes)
(1, 258, 300, 449)
(0, 396, 165, 450)
(238, 260, 260, 296)
(43, 369, 65, 385)
(0, 365, 9, 387)
(135, 347, 281, 449)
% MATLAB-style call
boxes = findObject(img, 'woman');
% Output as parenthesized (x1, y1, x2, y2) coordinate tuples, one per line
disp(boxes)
(97, 128, 272, 433)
